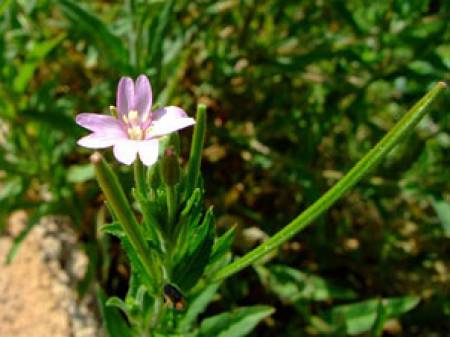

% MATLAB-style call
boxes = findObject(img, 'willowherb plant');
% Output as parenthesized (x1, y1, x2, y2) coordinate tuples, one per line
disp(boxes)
(76, 76, 446, 337)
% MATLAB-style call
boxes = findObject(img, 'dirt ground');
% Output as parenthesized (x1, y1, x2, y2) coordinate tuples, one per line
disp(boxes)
(0, 212, 100, 337)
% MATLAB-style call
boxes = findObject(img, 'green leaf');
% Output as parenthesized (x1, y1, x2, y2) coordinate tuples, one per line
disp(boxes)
(172, 208, 215, 292)
(96, 287, 134, 337)
(100, 222, 125, 238)
(209, 226, 236, 265)
(198, 306, 274, 337)
(179, 282, 221, 332)
(326, 296, 420, 335)
(155, 333, 191, 337)
(174, 188, 204, 260)
(67, 164, 95, 183)
(0, 176, 23, 202)
(256, 264, 357, 303)
(0, 0, 12, 16)
(370, 299, 386, 337)
(133, 189, 163, 252)
(121, 233, 159, 295)
(432, 198, 450, 237)
(100, 221, 160, 295)
(13, 34, 65, 93)
(148, 0, 175, 65)
(58, 0, 128, 71)
(106, 296, 130, 315)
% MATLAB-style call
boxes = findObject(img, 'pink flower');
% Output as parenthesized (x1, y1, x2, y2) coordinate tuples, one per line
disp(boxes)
(76, 75, 195, 166)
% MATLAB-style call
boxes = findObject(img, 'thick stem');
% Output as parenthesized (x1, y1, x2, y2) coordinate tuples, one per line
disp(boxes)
(212, 81, 447, 282)
(92, 153, 160, 294)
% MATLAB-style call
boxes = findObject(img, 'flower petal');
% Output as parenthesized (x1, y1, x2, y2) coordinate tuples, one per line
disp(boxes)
(77, 132, 123, 149)
(113, 139, 138, 165)
(134, 75, 152, 118)
(76, 113, 124, 133)
(149, 106, 195, 138)
(116, 77, 134, 116)
(137, 139, 159, 166)
(153, 106, 188, 121)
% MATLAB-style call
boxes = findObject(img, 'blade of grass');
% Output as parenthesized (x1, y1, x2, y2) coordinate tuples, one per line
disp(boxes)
(213, 81, 447, 282)
(58, 0, 128, 71)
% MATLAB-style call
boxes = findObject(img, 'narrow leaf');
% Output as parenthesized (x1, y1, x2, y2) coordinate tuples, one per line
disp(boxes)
(97, 287, 134, 337)
(326, 296, 420, 335)
(256, 264, 357, 303)
(199, 306, 274, 337)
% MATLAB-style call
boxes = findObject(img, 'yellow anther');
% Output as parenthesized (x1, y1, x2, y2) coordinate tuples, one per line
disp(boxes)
(128, 126, 143, 140)
(122, 114, 129, 124)
(128, 110, 139, 122)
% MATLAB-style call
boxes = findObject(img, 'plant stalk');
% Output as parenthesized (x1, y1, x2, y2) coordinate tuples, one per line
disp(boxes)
(134, 158, 147, 196)
(212, 81, 447, 282)
(92, 153, 160, 294)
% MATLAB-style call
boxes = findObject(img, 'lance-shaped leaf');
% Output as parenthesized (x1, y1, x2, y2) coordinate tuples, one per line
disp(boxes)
(198, 306, 274, 337)
(172, 208, 215, 292)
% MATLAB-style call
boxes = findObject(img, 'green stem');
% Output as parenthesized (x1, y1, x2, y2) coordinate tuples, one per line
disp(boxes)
(166, 185, 176, 230)
(92, 153, 160, 294)
(134, 158, 147, 196)
(185, 104, 207, 199)
(212, 81, 447, 282)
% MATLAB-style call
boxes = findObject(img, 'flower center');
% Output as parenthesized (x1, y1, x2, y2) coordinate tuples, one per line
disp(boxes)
(127, 126, 144, 140)
(122, 110, 150, 140)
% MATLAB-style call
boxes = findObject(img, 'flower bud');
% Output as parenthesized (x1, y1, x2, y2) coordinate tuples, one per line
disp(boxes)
(161, 147, 180, 186)
(147, 162, 161, 189)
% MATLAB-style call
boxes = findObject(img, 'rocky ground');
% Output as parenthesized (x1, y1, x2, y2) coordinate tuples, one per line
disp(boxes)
(0, 212, 100, 337)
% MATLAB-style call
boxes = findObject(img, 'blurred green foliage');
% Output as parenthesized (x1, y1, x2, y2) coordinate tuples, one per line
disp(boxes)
(0, 0, 449, 336)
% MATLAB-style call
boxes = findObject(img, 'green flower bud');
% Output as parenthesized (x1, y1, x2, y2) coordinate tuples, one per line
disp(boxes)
(147, 161, 161, 189)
